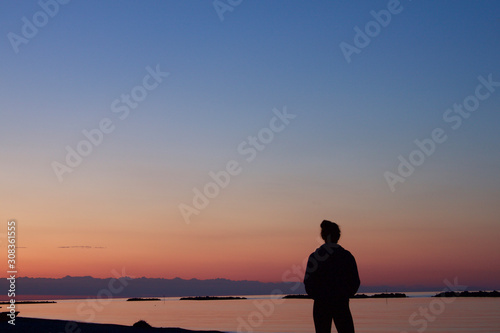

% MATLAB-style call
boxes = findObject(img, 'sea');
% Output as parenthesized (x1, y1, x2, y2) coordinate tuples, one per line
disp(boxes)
(8, 292, 500, 332)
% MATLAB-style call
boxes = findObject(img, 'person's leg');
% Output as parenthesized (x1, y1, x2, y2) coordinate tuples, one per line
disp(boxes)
(331, 299, 355, 333)
(313, 299, 333, 333)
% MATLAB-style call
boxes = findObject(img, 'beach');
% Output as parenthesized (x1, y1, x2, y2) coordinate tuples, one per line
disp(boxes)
(0, 317, 225, 333)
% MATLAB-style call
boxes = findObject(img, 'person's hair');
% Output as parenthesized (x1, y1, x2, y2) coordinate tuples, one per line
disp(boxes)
(320, 220, 341, 243)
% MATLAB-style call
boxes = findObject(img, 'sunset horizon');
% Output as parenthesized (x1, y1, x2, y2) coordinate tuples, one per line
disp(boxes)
(4, 217, 499, 290)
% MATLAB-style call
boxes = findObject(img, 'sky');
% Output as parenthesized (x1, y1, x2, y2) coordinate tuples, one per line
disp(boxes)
(1, 0, 499, 291)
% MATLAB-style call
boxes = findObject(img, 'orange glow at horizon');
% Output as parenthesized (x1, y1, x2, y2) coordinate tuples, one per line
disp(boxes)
(1, 171, 499, 291)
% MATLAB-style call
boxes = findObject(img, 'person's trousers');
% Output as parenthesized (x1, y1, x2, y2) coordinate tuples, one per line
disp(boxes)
(313, 298, 355, 333)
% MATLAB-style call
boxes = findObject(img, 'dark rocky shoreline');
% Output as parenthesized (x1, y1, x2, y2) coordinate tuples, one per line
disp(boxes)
(0, 317, 225, 333)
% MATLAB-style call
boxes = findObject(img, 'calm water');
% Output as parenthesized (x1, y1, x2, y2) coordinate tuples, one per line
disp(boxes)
(13, 295, 500, 332)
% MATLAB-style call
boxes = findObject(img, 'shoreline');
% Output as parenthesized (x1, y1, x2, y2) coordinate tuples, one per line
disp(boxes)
(1, 290, 499, 303)
(0, 317, 226, 332)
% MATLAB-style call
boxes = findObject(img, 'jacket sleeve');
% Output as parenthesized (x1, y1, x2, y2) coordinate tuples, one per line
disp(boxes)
(303, 253, 319, 298)
(347, 253, 360, 297)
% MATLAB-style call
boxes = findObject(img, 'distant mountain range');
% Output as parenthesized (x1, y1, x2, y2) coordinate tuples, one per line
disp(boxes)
(0, 276, 491, 300)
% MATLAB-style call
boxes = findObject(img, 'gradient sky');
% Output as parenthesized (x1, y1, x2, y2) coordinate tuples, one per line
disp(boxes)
(1, 1, 499, 290)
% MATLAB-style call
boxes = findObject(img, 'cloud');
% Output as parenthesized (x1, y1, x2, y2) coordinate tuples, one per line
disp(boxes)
(57, 246, 106, 249)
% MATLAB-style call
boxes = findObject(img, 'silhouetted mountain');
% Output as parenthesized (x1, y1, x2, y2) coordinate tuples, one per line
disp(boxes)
(0, 276, 493, 299)
(0, 276, 306, 298)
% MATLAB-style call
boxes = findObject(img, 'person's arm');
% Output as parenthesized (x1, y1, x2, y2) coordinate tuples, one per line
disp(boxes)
(347, 253, 360, 296)
(303, 252, 319, 298)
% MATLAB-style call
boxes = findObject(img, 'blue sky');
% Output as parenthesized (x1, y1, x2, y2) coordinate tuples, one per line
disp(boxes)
(1, 1, 500, 286)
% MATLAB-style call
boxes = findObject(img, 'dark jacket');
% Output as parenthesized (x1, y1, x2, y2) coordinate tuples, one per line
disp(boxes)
(303, 243, 360, 301)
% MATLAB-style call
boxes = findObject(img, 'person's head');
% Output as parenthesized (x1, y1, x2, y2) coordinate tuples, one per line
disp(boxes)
(320, 220, 341, 243)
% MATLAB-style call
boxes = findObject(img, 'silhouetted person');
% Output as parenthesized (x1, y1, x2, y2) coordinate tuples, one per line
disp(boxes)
(304, 220, 360, 333)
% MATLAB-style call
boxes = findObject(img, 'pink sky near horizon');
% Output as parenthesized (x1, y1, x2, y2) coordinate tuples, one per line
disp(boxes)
(2, 176, 499, 290)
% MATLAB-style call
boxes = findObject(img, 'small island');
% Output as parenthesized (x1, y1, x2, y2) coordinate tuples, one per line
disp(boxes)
(126, 297, 161, 302)
(282, 294, 312, 299)
(180, 296, 247, 300)
(433, 290, 499, 298)
(0, 301, 56, 305)
(352, 293, 407, 299)
(283, 293, 407, 299)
